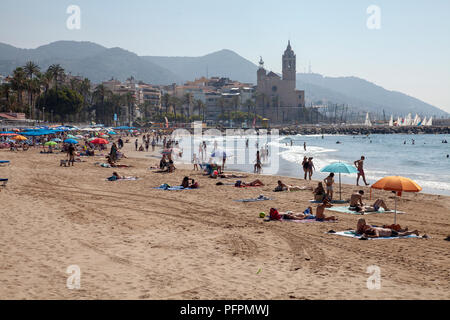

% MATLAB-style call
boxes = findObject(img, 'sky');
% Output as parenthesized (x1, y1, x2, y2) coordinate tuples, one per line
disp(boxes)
(1, 0, 449, 112)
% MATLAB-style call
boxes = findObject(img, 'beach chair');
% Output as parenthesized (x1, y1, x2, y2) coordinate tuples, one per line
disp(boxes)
(0, 178, 8, 187)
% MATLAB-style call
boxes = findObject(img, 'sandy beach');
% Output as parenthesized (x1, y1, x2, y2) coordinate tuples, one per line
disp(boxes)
(1, 140, 449, 300)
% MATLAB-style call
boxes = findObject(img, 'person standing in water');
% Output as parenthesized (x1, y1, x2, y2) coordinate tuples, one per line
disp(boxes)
(304, 142, 307, 151)
(354, 156, 370, 186)
(302, 156, 309, 180)
(307, 157, 315, 180)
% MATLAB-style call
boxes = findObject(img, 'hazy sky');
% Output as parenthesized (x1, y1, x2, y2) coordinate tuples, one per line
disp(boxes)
(1, 0, 449, 112)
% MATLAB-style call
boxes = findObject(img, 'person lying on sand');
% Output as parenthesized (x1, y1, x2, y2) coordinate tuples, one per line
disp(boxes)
(361, 199, 390, 213)
(274, 180, 311, 192)
(356, 218, 419, 239)
(219, 173, 248, 179)
(181, 176, 199, 189)
(316, 199, 337, 221)
(281, 207, 315, 220)
(350, 191, 389, 213)
(235, 179, 264, 187)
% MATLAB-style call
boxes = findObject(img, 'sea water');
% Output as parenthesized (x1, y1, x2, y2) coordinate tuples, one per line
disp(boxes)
(176, 133, 450, 195)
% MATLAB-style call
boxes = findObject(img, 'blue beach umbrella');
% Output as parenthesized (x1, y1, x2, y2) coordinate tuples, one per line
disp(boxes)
(211, 150, 227, 158)
(321, 162, 358, 200)
(64, 139, 78, 144)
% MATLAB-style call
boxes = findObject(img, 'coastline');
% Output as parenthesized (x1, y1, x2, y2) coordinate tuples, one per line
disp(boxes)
(1, 142, 449, 300)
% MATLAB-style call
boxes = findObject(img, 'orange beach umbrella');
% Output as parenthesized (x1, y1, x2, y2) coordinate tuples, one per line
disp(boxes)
(371, 176, 422, 224)
(12, 135, 28, 141)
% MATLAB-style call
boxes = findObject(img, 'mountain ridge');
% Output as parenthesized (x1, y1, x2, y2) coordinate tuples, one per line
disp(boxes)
(0, 40, 447, 116)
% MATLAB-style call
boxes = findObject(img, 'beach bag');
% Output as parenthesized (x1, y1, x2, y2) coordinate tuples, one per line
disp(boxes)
(270, 208, 282, 221)
(235, 180, 242, 187)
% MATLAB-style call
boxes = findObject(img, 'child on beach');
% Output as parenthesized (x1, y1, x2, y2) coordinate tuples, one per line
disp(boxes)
(192, 153, 199, 171)
(324, 173, 335, 200)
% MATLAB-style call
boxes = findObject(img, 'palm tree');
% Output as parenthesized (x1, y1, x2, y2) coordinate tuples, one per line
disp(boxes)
(183, 92, 193, 119)
(47, 64, 65, 91)
(24, 61, 41, 117)
(93, 84, 112, 124)
(0, 83, 11, 111)
(10, 67, 27, 108)
(38, 70, 53, 95)
(244, 99, 255, 124)
(162, 93, 170, 114)
(194, 99, 205, 119)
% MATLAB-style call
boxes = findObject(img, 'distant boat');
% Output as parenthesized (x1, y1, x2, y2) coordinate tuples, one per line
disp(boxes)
(365, 113, 372, 126)
(405, 113, 412, 126)
(422, 117, 427, 126)
(426, 117, 433, 126)
(389, 115, 394, 127)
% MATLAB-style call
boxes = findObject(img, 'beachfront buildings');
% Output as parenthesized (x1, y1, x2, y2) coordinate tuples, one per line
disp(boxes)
(255, 41, 305, 122)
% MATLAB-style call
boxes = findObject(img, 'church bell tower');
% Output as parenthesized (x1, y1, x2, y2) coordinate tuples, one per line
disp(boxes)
(282, 41, 296, 84)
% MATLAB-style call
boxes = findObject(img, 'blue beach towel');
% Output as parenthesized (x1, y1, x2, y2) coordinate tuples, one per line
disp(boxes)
(329, 230, 422, 240)
(326, 206, 405, 215)
(154, 184, 193, 191)
(234, 195, 273, 203)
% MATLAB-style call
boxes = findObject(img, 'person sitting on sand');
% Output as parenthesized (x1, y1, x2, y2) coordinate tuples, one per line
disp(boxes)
(349, 190, 365, 211)
(160, 155, 168, 170)
(108, 172, 123, 181)
(313, 182, 326, 202)
(356, 218, 419, 239)
(235, 179, 265, 187)
(315, 198, 337, 221)
(181, 176, 199, 189)
(274, 180, 289, 192)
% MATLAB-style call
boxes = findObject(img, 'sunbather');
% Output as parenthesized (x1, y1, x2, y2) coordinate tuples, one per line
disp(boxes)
(313, 182, 326, 202)
(181, 176, 199, 189)
(281, 207, 315, 220)
(316, 199, 337, 221)
(274, 180, 309, 192)
(356, 218, 419, 238)
(235, 179, 264, 187)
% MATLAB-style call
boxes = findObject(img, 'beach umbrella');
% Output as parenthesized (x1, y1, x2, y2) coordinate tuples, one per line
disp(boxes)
(0, 133, 17, 136)
(45, 141, 57, 146)
(64, 139, 79, 144)
(90, 138, 109, 145)
(211, 150, 227, 158)
(52, 138, 62, 142)
(321, 162, 358, 201)
(371, 176, 422, 224)
(12, 135, 28, 141)
(67, 134, 77, 139)
(108, 131, 117, 135)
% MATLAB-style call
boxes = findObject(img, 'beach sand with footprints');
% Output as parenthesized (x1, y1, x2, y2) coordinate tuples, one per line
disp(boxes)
(1, 141, 449, 300)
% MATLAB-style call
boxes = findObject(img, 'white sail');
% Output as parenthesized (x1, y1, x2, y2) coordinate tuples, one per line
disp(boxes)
(405, 113, 412, 126)
(427, 117, 433, 126)
(389, 115, 394, 127)
(397, 117, 402, 126)
(422, 117, 427, 126)
(365, 113, 372, 126)
(413, 114, 420, 126)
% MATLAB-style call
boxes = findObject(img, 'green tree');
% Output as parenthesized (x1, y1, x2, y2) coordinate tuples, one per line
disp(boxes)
(35, 87, 83, 122)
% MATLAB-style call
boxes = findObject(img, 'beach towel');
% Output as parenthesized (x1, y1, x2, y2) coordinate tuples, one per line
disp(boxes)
(309, 200, 349, 204)
(326, 206, 405, 215)
(0, 160, 10, 164)
(106, 176, 138, 181)
(0, 178, 8, 187)
(234, 195, 273, 203)
(282, 218, 337, 223)
(328, 230, 422, 240)
(154, 184, 193, 191)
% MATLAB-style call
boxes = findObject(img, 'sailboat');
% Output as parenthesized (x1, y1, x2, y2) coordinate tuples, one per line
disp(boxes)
(413, 114, 420, 126)
(397, 117, 402, 126)
(426, 117, 433, 126)
(422, 117, 427, 126)
(405, 113, 412, 126)
(364, 113, 372, 126)
(389, 115, 394, 127)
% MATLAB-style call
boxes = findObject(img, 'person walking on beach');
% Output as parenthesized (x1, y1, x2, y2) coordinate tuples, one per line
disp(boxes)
(135, 139, 138, 151)
(307, 157, 315, 180)
(67, 143, 75, 166)
(302, 156, 309, 180)
(354, 156, 369, 186)
(254, 151, 262, 174)
(304, 142, 307, 151)
(324, 173, 335, 200)
(151, 138, 156, 152)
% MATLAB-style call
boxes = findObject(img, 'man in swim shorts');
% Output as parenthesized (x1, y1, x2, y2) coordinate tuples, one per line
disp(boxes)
(354, 156, 370, 186)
